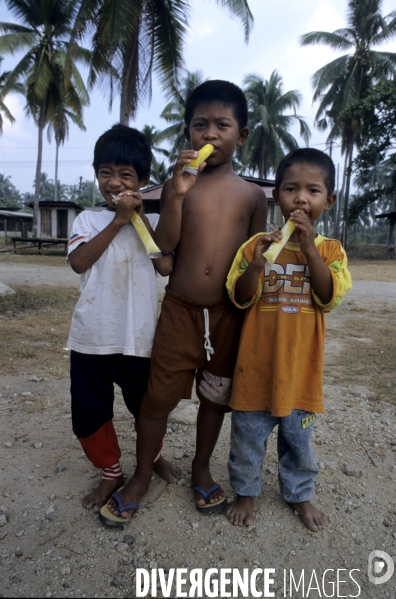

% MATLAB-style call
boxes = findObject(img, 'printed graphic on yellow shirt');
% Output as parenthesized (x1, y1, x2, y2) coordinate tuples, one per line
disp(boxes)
(260, 262, 316, 314)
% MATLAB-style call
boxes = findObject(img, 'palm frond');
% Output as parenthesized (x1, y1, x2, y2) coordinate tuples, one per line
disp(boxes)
(152, 0, 189, 99)
(212, 0, 254, 42)
(300, 30, 354, 51)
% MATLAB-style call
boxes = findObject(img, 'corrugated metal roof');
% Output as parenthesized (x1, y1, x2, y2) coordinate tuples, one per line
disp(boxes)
(0, 210, 33, 219)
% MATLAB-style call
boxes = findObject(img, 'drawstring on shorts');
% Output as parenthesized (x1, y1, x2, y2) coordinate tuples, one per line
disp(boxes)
(203, 308, 214, 361)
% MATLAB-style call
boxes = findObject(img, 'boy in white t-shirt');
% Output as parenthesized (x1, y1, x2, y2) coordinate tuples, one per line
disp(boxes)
(67, 124, 179, 517)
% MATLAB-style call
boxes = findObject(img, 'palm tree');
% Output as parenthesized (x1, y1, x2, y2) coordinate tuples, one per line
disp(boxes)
(300, 0, 396, 244)
(157, 70, 206, 161)
(0, 0, 90, 236)
(0, 172, 19, 205)
(46, 79, 88, 201)
(242, 71, 311, 179)
(141, 124, 169, 172)
(0, 57, 23, 133)
(70, 0, 253, 125)
(150, 160, 169, 185)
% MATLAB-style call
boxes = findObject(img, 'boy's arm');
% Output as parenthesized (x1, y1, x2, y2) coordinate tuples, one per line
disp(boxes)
(248, 186, 268, 237)
(154, 150, 204, 253)
(290, 210, 333, 304)
(69, 195, 142, 274)
(235, 232, 282, 305)
(152, 253, 174, 276)
(142, 212, 174, 277)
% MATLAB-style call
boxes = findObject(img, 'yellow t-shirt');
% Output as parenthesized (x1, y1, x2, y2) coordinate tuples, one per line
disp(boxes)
(226, 233, 352, 416)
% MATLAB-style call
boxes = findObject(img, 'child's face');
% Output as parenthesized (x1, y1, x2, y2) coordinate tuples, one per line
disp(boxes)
(184, 102, 248, 166)
(97, 163, 148, 210)
(272, 163, 336, 224)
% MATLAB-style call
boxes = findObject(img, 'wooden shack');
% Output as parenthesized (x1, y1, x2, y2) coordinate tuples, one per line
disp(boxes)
(24, 201, 83, 238)
(0, 208, 33, 245)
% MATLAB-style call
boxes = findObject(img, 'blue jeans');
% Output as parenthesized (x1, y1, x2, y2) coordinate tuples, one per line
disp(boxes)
(228, 410, 318, 503)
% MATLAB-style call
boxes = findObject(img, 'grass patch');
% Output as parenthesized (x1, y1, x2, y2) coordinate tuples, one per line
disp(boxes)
(348, 260, 396, 283)
(0, 252, 69, 267)
(0, 286, 79, 317)
(0, 286, 78, 378)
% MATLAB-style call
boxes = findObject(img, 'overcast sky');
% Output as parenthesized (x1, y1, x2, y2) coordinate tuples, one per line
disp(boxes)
(0, 0, 395, 194)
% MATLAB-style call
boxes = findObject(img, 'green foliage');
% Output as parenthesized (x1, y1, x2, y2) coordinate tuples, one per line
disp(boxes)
(67, 179, 102, 207)
(72, 0, 253, 125)
(300, 0, 396, 243)
(0, 173, 22, 206)
(346, 80, 396, 173)
(300, 0, 396, 142)
(343, 80, 396, 221)
(0, 57, 23, 132)
(157, 70, 206, 161)
(0, 0, 91, 233)
(141, 124, 169, 172)
(241, 71, 310, 178)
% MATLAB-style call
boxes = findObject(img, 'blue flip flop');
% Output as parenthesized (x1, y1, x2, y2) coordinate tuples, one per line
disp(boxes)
(99, 487, 139, 527)
(193, 483, 227, 514)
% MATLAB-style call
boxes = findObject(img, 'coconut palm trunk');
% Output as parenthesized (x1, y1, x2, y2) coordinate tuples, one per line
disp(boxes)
(33, 105, 46, 238)
(342, 141, 354, 247)
(54, 140, 59, 202)
(334, 152, 348, 240)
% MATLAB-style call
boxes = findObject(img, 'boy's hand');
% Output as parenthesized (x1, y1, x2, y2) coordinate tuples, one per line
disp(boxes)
(252, 232, 283, 269)
(289, 210, 315, 254)
(112, 191, 143, 225)
(171, 150, 207, 198)
(235, 231, 282, 305)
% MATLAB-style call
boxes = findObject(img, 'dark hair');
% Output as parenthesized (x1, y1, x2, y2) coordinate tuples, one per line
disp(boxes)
(184, 80, 248, 129)
(93, 124, 151, 180)
(275, 148, 336, 195)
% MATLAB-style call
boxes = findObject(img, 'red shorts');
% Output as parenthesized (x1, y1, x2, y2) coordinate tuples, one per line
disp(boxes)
(141, 287, 245, 418)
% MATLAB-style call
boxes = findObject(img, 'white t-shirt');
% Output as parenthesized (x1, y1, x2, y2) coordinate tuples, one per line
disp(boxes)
(67, 209, 160, 357)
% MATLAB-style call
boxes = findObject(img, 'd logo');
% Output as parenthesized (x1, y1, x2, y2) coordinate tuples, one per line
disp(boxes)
(368, 550, 394, 585)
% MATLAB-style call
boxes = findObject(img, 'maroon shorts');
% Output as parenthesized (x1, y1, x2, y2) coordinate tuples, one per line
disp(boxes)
(140, 287, 245, 418)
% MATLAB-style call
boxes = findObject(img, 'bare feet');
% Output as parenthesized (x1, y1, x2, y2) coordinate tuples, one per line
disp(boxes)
(82, 476, 124, 513)
(153, 456, 181, 484)
(291, 500, 328, 531)
(191, 464, 225, 508)
(227, 496, 254, 526)
(106, 472, 151, 519)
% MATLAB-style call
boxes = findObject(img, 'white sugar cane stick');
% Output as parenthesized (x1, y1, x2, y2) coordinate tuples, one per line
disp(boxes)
(262, 218, 296, 266)
(112, 195, 162, 258)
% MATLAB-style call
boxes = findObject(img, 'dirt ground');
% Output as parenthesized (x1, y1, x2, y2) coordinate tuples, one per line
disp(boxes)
(0, 255, 395, 598)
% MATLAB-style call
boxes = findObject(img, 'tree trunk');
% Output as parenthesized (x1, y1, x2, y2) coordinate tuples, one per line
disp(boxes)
(334, 154, 348, 240)
(54, 140, 59, 202)
(341, 141, 354, 248)
(119, 74, 130, 126)
(33, 106, 46, 237)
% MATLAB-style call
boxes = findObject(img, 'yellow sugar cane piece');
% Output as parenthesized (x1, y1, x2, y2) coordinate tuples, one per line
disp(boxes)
(130, 212, 162, 258)
(183, 144, 214, 174)
(262, 218, 296, 266)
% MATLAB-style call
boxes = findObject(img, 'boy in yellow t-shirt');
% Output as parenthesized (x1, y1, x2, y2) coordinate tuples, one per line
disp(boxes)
(225, 148, 352, 531)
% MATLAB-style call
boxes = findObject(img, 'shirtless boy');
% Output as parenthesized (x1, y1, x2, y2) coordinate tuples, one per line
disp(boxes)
(103, 80, 267, 524)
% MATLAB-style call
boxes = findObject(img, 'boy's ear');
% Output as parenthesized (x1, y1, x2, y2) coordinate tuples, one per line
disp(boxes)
(236, 127, 249, 147)
(184, 126, 191, 143)
(139, 174, 150, 189)
(324, 193, 336, 211)
(272, 188, 279, 205)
